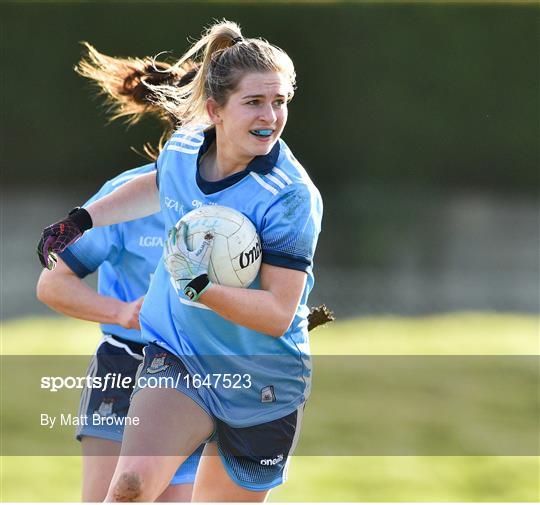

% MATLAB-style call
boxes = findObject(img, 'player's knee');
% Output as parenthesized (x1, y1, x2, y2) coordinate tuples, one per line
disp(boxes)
(111, 471, 143, 502)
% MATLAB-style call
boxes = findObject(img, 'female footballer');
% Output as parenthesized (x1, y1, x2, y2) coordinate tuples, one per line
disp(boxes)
(37, 20, 323, 502)
(36, 50, 203, 502)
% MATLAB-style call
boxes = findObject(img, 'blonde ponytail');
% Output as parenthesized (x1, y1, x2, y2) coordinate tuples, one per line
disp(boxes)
(147, 20, 296, 127)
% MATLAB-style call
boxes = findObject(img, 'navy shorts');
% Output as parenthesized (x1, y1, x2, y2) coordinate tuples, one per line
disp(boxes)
(77, 335, 202, 485)
(133, 342, 305, 491)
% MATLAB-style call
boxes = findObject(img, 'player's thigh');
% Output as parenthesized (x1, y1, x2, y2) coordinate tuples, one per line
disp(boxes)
(81, 436, 121, 502)
(82, 434, 197, 504)
(156, 483, 193, 502)
(156, 442, 203, 502)
(85, 440, 197, 503)
(107, 386, 213, 502)
(193, 443, 269, 503)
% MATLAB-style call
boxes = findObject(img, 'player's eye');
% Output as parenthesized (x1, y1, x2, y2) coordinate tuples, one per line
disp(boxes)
(273, 99, 285, 107)
(246, 100, 260, 106)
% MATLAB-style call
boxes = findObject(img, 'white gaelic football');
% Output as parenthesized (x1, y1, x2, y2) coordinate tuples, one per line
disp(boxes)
(176, 205, 261, 288)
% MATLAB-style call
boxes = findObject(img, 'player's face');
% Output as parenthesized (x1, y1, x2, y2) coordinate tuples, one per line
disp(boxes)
(213, 71, 289, 162)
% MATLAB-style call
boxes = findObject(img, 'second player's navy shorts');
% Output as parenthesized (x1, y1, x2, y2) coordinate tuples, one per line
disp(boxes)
(77, 335, 202, 485)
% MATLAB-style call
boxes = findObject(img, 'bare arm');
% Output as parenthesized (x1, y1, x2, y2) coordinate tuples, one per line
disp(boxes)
(36, 257, 143, 329)
(199, 263, 306, 337)
(37, 171, 160, 270)
(85, 171, 160, 227)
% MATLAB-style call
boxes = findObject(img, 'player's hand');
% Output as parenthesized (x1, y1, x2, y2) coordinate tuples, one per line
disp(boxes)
(164, 223, 214, 294)
(37, 207, 93, 270)
(117, 296, 144, 330)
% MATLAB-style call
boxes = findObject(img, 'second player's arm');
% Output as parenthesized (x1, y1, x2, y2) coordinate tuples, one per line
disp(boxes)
(199, 263, 306, 337)
(36, 258, 143, 329)
(85, 171, 160, 226)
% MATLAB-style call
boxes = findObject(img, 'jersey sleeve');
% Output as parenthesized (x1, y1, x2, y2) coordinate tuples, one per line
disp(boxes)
(59, 225, 121, 278)
(260, 183, 323, 273)
(59, 182, 121, 278)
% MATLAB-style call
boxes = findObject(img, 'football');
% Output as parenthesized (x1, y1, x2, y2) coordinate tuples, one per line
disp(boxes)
(173, 205, 262, 288)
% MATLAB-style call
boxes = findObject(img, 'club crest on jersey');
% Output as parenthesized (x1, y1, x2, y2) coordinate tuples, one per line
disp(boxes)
(146, 354, 169, 374)
(261, 385, 276, 403)
(94, 399, 116, 418)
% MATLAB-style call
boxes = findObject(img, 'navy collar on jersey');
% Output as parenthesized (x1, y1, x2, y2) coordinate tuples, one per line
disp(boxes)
(196, 127, 280, 195)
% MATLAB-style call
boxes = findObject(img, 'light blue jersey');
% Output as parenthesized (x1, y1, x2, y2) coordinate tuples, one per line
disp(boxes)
(60, 164, 164, 344)
(140, 126, 323, 427)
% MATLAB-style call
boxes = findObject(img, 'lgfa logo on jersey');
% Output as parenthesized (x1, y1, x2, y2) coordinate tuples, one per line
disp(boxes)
(139, 236, 164, 247)
(164, 196, 184, 214)
(260, 454, 284, 466)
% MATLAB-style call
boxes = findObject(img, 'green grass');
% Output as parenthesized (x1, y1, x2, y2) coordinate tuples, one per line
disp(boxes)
(312, 312, 539, 355)
(1, 313, 538, 502)
(2, 312, 537, 355)
(1, 456, 538, 502)
(1, 317, 102, 355)
(271, 456, 539, 502)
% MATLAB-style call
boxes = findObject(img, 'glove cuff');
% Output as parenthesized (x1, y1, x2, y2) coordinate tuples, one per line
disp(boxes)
(184, 274, 211, 301)
(68, 207, 93, 232)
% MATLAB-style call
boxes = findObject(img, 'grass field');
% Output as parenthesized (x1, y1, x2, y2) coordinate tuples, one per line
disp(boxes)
(1, 313, 538, 502)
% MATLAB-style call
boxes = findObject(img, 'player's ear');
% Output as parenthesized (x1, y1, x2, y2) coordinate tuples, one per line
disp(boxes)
(206, 98, 222, 125)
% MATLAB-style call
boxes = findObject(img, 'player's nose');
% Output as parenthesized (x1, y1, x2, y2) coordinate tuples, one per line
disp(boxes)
(259, 103, 277, 123)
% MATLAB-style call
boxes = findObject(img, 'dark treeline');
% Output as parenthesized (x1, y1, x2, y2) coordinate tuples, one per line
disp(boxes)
(3, 3, 538, 192)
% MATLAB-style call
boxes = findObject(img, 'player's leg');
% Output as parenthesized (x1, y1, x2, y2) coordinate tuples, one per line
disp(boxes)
(82, 435, 199, 503)
(81, 437, 121, 501)
(77, 339, 135, 502)
(84, 437, 195, 503)
(156, 484, 193, 502)
(79, 337, 199, 502)
(193, 442, 269, 502)
(82, 431, 200, 503)
(155, 444, 204, 502)
(105, 386, 213, 501)
(192, 405, 304, 502)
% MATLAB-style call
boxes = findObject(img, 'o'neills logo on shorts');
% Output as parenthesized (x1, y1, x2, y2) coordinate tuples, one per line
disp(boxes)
(260, 454, 284, 466)
(239, 241, 261, 269)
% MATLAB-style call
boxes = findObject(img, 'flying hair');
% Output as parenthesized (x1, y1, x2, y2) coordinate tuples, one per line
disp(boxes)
(75, 42, 198, 159)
